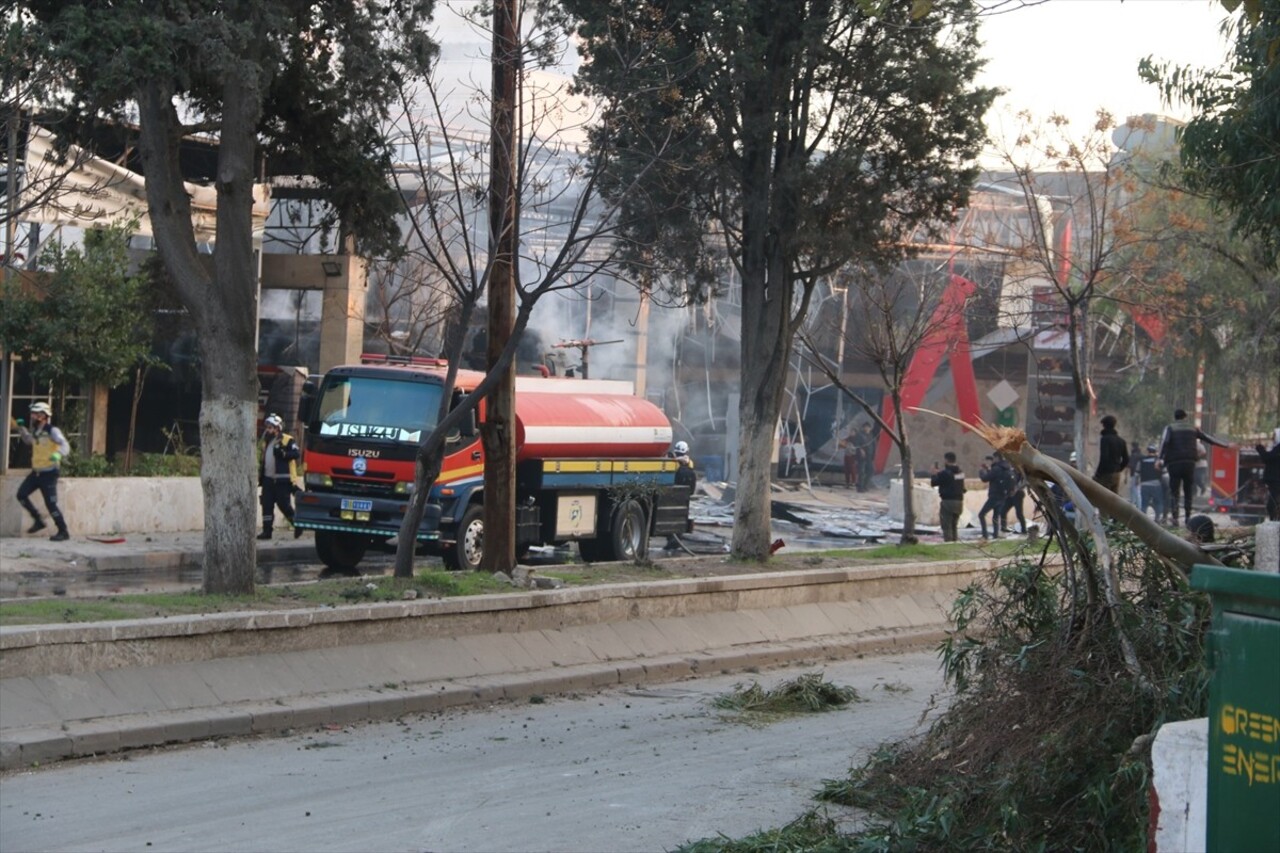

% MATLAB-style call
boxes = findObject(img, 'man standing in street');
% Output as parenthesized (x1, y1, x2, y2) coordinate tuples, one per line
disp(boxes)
(930, 451, 965, 542)
(854, 422, 876, 492)
(1137, 443, 1165, 523)
(1092, 415, 1129, 494)
(11, 401, 72, 541)
(1256, 427, 1280, 522)
(839, 429, 858, 488)
(258, 413, 301, 540)
(977, 455, 1013, 539)
(1159, 408, 1229, 528)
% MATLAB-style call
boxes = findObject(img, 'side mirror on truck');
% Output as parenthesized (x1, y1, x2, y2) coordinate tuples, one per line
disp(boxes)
(451, 392, 478, 438)
(298, 379, 317, 425)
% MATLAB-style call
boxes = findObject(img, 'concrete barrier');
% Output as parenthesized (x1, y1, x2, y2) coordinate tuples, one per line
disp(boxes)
(0, 560, 993, 680)
(1151, 718, 1207, 852)
(0, 559, 997, 768)
(1, 475, 204, 537)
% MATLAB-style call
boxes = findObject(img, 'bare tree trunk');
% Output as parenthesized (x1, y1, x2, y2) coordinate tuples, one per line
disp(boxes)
(897, 391, 918, 544)
(124, 364, 147, 474)
(480, 0, 519, 574)
(136, 74, 260, 595)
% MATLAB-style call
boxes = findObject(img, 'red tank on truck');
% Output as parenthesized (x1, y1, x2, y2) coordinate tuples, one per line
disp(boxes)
(293, 354, 693, 574)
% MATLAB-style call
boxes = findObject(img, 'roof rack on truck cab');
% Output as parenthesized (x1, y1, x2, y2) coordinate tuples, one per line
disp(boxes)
(359, 353, 448, 368)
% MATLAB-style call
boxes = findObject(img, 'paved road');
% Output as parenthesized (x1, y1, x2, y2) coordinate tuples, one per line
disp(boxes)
(0, 651, 948, 853)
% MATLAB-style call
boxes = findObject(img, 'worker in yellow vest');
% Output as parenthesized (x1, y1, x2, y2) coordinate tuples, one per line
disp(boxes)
(11, 401, 71, 541)
(258, 413, 301, 539)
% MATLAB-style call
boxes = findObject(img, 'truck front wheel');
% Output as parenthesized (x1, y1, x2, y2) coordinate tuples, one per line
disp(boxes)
(315, 531, 368, 575)
(444, 504, 484, 571)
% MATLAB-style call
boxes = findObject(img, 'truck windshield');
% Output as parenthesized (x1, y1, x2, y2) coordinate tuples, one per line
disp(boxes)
(313, 375, 442, 443)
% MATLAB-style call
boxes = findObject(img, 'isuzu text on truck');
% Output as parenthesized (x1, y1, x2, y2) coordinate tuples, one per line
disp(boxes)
(293, 354, 693, 574)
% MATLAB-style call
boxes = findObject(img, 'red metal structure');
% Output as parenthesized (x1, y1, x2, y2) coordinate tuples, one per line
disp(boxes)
(874, 273, 982, 473)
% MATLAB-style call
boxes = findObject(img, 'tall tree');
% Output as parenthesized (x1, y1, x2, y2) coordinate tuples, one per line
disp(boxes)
(552, 0, 994, 559)
(1142, 0, 1280, 267)
(986, 110, 1161, 470)
(799, 264, 971, 544)
(1100, 154, 1279, 437)
(22, 0, 434, 593)
(385, 10, 679, 577)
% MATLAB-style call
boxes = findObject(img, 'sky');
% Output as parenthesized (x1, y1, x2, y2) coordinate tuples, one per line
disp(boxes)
(974, 0, 1237, 139)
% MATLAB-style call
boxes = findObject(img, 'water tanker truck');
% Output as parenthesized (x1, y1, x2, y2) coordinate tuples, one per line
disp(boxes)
(293, 354, 692, 573)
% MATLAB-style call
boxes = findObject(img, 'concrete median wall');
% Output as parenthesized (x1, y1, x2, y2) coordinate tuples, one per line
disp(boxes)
(0, 475, 204, 537)
(0, 560, 992, 680)
(0, 559, 998, 768)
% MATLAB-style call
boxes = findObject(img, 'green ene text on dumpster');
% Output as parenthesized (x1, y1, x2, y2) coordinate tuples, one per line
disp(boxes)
(1220, 703, 1280, 785)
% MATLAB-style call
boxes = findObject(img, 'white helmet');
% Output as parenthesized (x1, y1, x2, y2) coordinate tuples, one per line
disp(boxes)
(29, 401, 52, 417)
(673, 440, 689, 455)
(265, 413, 284, 429)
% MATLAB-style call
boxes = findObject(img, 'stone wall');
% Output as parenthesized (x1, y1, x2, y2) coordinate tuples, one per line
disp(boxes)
(0, 475, 203, 537)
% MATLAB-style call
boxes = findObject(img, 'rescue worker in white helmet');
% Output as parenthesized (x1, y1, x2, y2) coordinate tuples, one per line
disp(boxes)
(10, 401, 72, 541)
(258, 413, 301, 539)
(665, 440, 697, 550)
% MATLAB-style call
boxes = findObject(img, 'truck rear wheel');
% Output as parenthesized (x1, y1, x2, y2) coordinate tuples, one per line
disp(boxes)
(444, 504, 484, 571)
(315, 530, 368, 575)
(610, 498, 649, 561)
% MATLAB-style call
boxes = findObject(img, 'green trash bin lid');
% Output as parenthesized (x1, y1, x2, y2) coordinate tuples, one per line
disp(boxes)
(1191, 565, 1280, 620)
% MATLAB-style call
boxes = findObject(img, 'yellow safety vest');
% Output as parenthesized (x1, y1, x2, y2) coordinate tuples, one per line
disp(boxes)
(29, 428, 65, 471)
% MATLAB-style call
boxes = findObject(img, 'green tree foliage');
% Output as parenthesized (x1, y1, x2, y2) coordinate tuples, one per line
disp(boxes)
(0, 223, 152, 395)
(1101, 161, 1279, 437)
(550, 0, 995, 559)
(17, 0, 436, 594)
(1142, 0, 1280, 266)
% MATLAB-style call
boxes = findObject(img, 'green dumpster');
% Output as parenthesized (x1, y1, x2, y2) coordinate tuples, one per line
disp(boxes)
(1189, 565, 1280, 853)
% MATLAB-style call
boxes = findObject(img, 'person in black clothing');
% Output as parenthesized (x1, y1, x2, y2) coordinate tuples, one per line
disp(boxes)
(977, 455, 1013, 539)
(1159, 408, 1229, 527)
(1256, 427, 1280, 522)
(1127, 440, 1141, 503)
(854, 423, 876, 492)
(930, 452, 965, 542)
(1092, 415, 1129, 494)
(1002, 467, 1028, 535)
(1137, 444, 1166, 522)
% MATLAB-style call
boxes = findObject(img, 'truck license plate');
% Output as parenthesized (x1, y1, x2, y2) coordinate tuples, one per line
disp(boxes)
(341, 498, 373, 512)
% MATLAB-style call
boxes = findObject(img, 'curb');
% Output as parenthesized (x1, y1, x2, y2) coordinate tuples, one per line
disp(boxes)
(86, 543, 314, 572)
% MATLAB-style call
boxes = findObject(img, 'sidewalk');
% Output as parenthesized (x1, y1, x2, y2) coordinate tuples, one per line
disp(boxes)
(0, 530, 313, 578)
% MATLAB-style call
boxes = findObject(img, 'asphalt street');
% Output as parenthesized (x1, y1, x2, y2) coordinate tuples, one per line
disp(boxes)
(0, 650, 949, 853)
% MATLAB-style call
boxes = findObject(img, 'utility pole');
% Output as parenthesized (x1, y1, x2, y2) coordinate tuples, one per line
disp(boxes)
(480, 0, 519, 573)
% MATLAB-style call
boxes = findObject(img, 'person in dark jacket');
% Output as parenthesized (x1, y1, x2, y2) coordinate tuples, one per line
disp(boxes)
(1001, 467, 1028, 535)
(854, 423, 876, 492)
(930, 452, 965, 542)
(1093, 415, 1129, 494)
(1158, 408, 1229, 527)
(1127, 440, 1142, 503)
(1137, 444, 1165, 522)
(1256, 427, 1280, 522)
(977, 455, 1013, 538)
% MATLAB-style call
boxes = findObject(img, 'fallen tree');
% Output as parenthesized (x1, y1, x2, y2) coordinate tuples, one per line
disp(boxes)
(679, 422, 1246, 852)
